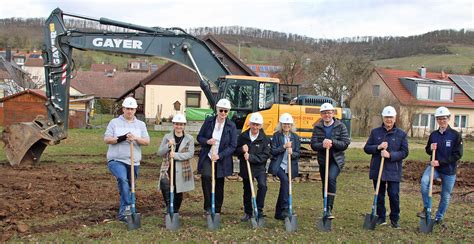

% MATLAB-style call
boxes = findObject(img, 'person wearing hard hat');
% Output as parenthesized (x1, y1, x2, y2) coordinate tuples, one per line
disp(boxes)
(417, 106, 463, 227)
(363, 106, 409, 229)
(235, 112, 271, 221)
(310, 102, 350, 219)
(158, 113, 195, 214)
(104, 97, 150, 223)
(268, 113, 301, 220)
(197, 98, 238, 216)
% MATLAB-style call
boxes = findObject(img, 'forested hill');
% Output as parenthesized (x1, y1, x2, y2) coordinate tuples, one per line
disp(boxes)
(1, 17, 473, 60)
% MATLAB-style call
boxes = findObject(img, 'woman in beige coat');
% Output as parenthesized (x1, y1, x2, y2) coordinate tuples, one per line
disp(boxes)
(158, 114, 195, 213)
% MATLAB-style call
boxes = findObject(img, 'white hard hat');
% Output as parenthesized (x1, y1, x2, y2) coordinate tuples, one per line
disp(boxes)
(216, 98, 231, 109)
(279, 113, 294, 124)
(122, 97, 138, 108)
(320, 103, 335, 112)
(381, 106, 397, 117)
(248, 112, 264, 125)
(172, 113, 187, 123)
(435, 106, 451, 117)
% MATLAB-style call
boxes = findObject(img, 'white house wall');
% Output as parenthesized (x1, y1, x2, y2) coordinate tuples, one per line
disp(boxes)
(145, 84, 210, 120)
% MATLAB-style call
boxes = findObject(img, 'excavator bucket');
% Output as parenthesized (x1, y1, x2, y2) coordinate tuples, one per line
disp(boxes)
(2, 116, 60, 166)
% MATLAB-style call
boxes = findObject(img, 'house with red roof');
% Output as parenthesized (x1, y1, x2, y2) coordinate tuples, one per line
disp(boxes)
(23, 58, 45, 88)
(351, 67, 474, 137)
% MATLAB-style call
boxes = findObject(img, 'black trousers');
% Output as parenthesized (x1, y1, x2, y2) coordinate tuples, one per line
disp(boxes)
(202, 176, 225, 213)
(319, 161, 341, 209)
(242, 172, 267, 216)
(373, 180, 400, 222)
(160, 174, 183, 213)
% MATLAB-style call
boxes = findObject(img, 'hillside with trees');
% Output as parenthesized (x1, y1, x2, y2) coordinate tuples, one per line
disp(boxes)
(1, 17, 473, 61)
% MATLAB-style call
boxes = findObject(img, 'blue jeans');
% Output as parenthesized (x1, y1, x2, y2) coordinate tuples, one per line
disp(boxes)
(372, 180, 400, 222)
(243, 172, 267, 216)
(319, 161, 341, 209)
(420, 166, 456, 220)
(275, 167, 289, 218)
(108, 160, 139, 220)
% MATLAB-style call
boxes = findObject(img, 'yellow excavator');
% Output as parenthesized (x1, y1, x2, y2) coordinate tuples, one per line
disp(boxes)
(2, 8, 350, 166)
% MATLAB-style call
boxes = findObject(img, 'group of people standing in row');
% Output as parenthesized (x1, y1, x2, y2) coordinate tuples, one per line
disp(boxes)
(104, 97, 463, 229)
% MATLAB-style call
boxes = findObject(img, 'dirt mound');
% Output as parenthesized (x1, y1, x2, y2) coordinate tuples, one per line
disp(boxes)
(403, 160, 474, 203)
(0, 162, 163, 241)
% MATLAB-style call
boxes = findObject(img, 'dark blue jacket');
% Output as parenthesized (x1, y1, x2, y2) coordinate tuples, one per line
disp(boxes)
(197, 116, 237, 178)
(235, 129, 271, 179)
(364, 124, 409, 182)
(425, 126, 463, 175)
(311, 119, 350, 169)
(268, 131, 300, 179)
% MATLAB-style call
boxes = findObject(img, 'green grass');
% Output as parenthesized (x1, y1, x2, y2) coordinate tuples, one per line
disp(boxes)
(223, 44, 285, 64)
(373, 45, 474, 74)
(15, 166, 474, 242)
(2, 129, 473, 241)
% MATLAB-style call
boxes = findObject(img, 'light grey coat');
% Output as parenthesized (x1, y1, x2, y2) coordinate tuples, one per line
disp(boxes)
(158, 132, 195, 193)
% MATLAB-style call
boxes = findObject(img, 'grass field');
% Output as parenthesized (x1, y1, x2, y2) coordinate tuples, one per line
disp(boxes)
(373, 45, 474, 74)
(1, 128, 473, 242)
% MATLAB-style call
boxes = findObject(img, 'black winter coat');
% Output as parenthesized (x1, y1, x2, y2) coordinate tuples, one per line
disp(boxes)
(235, 129, 271, 178)
(310, 119, 350, 169)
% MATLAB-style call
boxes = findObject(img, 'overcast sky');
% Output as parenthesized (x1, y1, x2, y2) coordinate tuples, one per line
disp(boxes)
(2, 0, 473, 39)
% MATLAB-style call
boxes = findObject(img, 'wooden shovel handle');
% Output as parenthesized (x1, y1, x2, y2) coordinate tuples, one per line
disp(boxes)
(170, 144, 174, 192)
(429, 148, 436, 197)
(130, 142, 135, 193)
(374, 157, 385, 195)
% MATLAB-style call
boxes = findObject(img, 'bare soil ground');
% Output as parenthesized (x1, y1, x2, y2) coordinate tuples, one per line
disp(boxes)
(1, 160, 472, 241)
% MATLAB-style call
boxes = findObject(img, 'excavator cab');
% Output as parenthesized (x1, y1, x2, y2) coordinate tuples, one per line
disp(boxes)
(218, 75, 280, 133)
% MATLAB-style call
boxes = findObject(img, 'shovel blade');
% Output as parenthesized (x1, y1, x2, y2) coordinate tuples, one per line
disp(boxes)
(284, 214, 298, 232)
(207, 213, 221, 231)
(126, 213, 141, 230)
(419, 217, 435, 233)
(363, 213, 378, 230)
(165, 213, 180, 231)
(317, 216, 332, 232)
(250, 217, 265, 228)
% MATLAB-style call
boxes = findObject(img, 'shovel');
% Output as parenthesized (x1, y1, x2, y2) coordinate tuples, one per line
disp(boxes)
(284, 150, 297, 232)
(165, 144, 180, 230)
(127, 142, 141, 230)
(207, 146, 221, 230)
(317, 147, 332, 232)
(363, 156, 385, 230)
(420, 147, 437, 233)
(245, 159, 265, 228)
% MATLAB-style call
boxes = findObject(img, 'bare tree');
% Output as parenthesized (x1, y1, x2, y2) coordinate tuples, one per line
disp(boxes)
(302, 47, 373, 107)
(277, 51, 305, 85)
(1, 56, 38, 96)
(400, 98, 424, 137)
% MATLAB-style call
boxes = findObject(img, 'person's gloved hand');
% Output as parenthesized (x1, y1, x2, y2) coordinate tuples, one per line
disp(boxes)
(117, 134, 128, 143)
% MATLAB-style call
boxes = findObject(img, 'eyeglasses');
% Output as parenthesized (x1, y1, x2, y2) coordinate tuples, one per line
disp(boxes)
(219, 109, 229, 113)
(436, 117, 448, 121)
(321, 111, 332, 115)
(124, 107, 136, 110)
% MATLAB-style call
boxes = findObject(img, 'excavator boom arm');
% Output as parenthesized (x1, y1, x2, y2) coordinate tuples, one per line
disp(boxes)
(2, 8, 230, 166)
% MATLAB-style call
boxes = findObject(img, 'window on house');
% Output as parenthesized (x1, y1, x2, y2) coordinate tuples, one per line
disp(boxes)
(372, 85, 380, 97)
(454, 115, 468, 128)
(417, 85, 429, 99)
(130, 62, 140, 70)
(439, 87, 452, 100)
(413, 113, 436, 128)
(185, 91, 201, 108)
